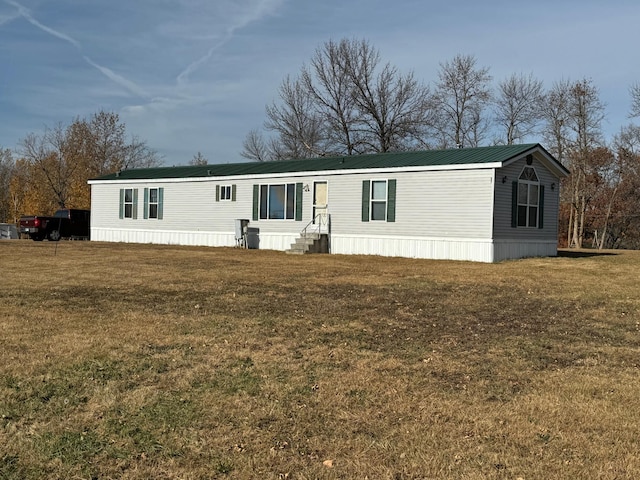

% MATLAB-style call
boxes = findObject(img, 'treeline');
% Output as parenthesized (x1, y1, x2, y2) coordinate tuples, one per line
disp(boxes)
(242, 38, 640, 250)
(0, 111, 160, 223)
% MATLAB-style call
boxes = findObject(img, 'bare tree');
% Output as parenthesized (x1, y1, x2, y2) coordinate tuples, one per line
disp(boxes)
(301, 39, 362, 155)
(121, 135, 160, 170)
(607, 125, 640, 248)
(431, 54, 492, 148)
(265, 75, 325, 159)
(630, 82, 640, 118)
(190, 151, 208, 165)
(344, 39, 433, 152)
(541, 79, 572, 164)
(241, 129, 271, 162)
(84, 111, 160, 172)
(85, 111, 127, 175)
(546, 79, 605, 248)
(494, 73, 544, 144)
(251, 38, 434, 160)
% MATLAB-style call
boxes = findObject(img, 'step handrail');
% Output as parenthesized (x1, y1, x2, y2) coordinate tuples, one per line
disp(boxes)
(301, 213, 328, 238)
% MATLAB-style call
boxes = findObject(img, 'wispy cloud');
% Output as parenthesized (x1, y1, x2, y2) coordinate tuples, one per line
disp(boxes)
(0, 9, 19, 26)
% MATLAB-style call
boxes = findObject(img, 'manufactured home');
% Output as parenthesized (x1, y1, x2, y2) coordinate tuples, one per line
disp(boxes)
(88, 143, 569, 262)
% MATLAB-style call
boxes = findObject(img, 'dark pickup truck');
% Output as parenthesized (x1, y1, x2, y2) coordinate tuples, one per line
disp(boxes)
(19, 209, 90, 241)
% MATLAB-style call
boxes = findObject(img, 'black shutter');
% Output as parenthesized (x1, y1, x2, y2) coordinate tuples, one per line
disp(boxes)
(119, 189, 124, 219)
(295, 183, 303, 221)
(143, 188, 149, 219)
(387, 179, 396, 222)
(538, 185, 544, 229)
(158, 188, 164, 220)
(362, 180, 370, 222)
(252, 185, 259, 221)
(511, 181, 518, 228)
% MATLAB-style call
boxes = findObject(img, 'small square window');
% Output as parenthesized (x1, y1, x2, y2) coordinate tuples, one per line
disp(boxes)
(220, 185, 232, 201)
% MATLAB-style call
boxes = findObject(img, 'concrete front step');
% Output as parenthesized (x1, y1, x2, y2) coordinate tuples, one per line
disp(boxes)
(285, 233, 328, 254)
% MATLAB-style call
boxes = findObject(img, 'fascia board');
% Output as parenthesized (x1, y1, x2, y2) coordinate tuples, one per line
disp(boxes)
(88, 162, 502, 185)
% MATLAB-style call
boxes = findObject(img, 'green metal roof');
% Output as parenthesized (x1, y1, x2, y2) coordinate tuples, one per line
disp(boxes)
(92, 143, 558, 181)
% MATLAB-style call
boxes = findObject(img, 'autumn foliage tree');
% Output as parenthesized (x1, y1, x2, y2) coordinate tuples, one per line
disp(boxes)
(12, 111, 160, 216)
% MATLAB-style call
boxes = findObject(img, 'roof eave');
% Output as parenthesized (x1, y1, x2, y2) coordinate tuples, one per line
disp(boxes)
(88, 161, 505, 184)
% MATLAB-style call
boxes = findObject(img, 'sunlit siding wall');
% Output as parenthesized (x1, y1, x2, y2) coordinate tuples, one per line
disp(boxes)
(90, 178, 306, 249)
(326, 168, 496, 261)
(91, 167, 498, 261)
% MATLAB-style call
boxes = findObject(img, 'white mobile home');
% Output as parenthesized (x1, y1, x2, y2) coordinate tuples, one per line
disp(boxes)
(88, 144, 569, 262)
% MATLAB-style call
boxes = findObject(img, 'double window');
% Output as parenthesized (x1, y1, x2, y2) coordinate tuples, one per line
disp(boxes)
(253, 183, 303, 221)
(362, 179, 396, 222)
(216, 184, 236, 202)
(119, 188, 163, 220)
(512, 167, 543, 228)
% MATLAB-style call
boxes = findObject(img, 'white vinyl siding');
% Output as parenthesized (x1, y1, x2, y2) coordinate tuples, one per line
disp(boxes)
(345, 170, 493, 238)
(95, 169, 495, 245)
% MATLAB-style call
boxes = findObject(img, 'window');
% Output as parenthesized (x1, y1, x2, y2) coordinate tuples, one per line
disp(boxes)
(119, 188, 138, 219)
(143, 187, 164, 220)
(513, 167, 543, 228)
(216, 184, 236, 202)
(124, 189, 133, 218)
(362, 179, 396, 222)
(148, 188, 159, 218)
(371, 180, 388, 221)
(253, 183, 303, 221)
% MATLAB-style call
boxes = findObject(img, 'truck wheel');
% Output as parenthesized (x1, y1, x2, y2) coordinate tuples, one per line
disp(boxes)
(48, 230, 61, 241)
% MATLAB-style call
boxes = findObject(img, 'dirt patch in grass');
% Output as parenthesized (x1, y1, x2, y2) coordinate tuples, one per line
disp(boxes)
(1, 241, 640, 479)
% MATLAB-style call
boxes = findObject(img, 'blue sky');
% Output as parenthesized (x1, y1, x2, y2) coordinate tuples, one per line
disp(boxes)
(1, 0, 639, 165)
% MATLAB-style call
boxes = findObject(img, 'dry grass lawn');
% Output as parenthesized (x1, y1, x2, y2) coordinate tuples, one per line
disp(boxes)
(1, 240, 639, 479)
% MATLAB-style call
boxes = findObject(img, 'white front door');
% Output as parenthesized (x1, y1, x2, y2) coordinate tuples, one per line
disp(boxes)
(313, 181, 328, 232)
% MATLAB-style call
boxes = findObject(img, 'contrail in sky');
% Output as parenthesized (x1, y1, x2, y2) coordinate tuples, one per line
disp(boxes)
(84, 57, 148, 99)
(176, 0, 286, 85)
(4, 0, 81, 49)
(4, 0, 147, 98)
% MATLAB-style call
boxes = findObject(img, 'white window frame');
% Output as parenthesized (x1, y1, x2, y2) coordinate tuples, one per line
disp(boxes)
(124, 188, 134, 219)
(259, 183, 296, 220)
(220, 185, 232, 201)
(370, 179, 388, 221)
(517, 167, 540, 228)
(148, 188, 159, 219)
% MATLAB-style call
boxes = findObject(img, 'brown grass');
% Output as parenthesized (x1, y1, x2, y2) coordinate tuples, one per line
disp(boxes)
(1, 241, 639, 479)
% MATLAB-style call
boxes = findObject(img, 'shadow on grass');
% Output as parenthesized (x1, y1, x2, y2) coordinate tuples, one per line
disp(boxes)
(557, 249, 618, 258)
